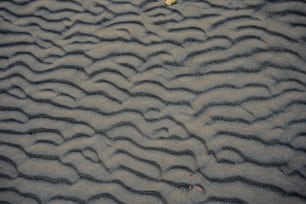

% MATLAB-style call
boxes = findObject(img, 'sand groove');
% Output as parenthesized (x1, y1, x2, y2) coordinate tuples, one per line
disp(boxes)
(1, 0, 306, 203)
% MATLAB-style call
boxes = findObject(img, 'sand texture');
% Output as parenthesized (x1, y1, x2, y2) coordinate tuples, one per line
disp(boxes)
(0, 0, 306, 203)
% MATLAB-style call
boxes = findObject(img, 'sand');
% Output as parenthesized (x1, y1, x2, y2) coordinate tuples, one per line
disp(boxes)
(0, 0, 306, 203)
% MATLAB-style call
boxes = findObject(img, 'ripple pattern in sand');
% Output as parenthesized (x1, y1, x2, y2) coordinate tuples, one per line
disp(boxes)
(1, 0, 306, 203)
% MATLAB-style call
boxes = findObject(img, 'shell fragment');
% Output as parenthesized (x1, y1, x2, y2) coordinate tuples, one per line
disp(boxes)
(164, 0, 176, 6)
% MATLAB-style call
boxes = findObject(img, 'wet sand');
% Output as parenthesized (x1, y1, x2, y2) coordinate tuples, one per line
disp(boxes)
(0, 0, 306, 203)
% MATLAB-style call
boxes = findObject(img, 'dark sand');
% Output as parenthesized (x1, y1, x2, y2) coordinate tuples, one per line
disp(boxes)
(0, 0, 306, 203)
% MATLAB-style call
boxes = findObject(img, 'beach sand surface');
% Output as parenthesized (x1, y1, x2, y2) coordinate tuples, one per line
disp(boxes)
(0, 0, 306, 203)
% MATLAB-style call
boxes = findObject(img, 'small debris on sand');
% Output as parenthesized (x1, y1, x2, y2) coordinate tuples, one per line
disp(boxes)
(164, 0, 177, 6)
(188, 184, 206, 194)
